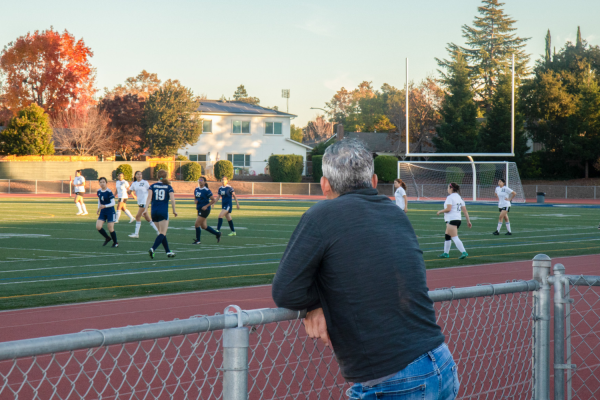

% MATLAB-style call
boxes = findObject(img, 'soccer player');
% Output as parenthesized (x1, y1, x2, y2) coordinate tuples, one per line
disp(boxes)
(115, 173, 134, 224)
(146, 169, 177, 258)
(215, 176, 240, 236)
(493, 178, 516, 236)
(394, 178, 408, 212)
(128, 171, 159, 238)
(437, 182, 472, 259)
(72, 170, 88, 216)
(193, 176, 222, 244)
(96, 177, 119, 247)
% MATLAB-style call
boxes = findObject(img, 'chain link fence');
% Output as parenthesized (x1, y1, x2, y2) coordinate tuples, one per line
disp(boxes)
(0, 256, 598, 399)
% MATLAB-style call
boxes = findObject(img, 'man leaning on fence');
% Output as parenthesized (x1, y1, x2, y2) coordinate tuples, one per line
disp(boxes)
(272, 138, 459, 399)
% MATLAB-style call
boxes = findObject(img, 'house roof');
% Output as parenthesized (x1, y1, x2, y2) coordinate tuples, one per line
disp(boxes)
(197, 100, 297, 117)
(320, 131, 435, 155)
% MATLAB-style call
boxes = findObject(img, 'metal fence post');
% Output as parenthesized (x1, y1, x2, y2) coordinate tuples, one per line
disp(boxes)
(565, 186, 567, 199)
(280, 182, 282, 196)
(308, 183, 311, 196)
(252, 182, 254, 196)
(7, 179, 9, 194)
(553, 263, 568, 400)
(533, 254, 552, 400)
(35, 180, 38, 194)
(222, 305, 249, 400)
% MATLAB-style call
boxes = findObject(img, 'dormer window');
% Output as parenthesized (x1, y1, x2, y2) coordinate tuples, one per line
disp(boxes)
(265, 122, 282, 135)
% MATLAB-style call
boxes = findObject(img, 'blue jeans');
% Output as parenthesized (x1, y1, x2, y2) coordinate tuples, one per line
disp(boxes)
(346, 343, 459, 399)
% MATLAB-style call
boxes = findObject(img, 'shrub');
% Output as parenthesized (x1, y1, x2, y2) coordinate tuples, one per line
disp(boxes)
(154, 163, 169, 179)
(269, 155, 304, 182)
(181, 162, 203, 181)
(446, 166, 464, 184)
(311, 141, 334, 156)
(176, 154, 189, 161)
(115, 164, 133, 181)
(214, 160, 234, 180)
(312, 155, 323, 183)
(81, 168, 98, 180)
(374, 155, 397, 182)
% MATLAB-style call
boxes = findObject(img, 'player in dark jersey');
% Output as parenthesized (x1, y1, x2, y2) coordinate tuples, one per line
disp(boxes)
(145, 169, 178, 258)
(96, 177, 119, 247)
(215, 176, 240, 236)
(193, 176, 221, 244)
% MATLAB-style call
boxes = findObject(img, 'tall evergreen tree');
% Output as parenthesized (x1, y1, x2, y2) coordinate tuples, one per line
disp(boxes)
(437, 0, 530, 112)
(233, 84, 260, 105)
(545, 30, 552, 64)
(576, 26, 583, 51)
(434, 53, 480, 153)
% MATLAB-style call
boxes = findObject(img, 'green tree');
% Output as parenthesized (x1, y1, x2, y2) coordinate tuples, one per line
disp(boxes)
(144, 81, 202, 156)
(437, 0, 530, 112)
(233, 84, 260, 105)
(116, 164, 133, 181)
(545, 30, 552, 64)
(434, 53, 480, 153)
(0, 103, 54, 155)
(290, 124, 303, 142)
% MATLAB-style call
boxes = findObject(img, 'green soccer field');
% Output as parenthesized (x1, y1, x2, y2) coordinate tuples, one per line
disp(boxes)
(1, 197, 599, 311)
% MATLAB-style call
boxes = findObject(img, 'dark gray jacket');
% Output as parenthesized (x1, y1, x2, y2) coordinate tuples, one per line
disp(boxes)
(272, 188, 444, 382)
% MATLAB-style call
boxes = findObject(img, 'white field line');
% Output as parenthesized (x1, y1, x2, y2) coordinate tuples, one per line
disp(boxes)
(418, 231, 600, 247)
(422, 237, 600, 253)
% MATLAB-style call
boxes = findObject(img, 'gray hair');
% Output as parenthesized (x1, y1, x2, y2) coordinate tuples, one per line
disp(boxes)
(322, 138, 374, 195)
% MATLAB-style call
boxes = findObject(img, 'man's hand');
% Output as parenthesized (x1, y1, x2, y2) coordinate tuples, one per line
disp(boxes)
(303, 308, 330, 347)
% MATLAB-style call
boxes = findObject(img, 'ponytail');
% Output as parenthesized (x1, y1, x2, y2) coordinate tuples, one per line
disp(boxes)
(449, 182, 460, 194)
(199, 176, 209, 188)
(157, 169, 171, 185)
(394, 178, 407, 191)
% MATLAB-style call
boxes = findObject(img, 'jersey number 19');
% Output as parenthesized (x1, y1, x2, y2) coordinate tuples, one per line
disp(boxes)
(155, 189, 166, 201)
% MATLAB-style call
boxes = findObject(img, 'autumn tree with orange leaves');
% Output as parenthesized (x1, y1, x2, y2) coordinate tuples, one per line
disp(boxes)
(0, 28, 96, 117)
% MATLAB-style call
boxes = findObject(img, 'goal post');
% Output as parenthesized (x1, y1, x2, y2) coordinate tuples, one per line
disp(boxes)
(397, 161, 525, 203)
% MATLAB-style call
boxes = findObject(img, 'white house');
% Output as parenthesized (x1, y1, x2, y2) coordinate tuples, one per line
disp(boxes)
(179, 100, 312, 175)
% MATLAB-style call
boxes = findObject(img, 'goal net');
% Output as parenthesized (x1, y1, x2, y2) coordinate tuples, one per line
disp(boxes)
(397, 161, 525, 203)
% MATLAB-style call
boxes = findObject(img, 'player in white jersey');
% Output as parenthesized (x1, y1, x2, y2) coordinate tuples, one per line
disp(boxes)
(437, 182, 472, 259)
(393, 179, 408, 212)
(128, 171, 159, 238)
(493, 178, 516, 236)
(72, 170, 88, 216)
(115, 173, 134, 223)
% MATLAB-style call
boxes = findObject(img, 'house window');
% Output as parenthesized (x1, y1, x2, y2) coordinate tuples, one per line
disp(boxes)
(232, 120, 250, 134)
(188, 154, 207, 162)
(227, 154, 251, 167)
(202, 120, 212, 133)
(265, 122, 282, 135)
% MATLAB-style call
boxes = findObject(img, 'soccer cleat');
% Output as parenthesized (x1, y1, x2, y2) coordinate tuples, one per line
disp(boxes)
(112, 243, 119, 248)
(459, 252, 469, 259)
(129, 234, 139, 238)
(114, 220, 119, 224)
(505, 232, 512, 235)
(192, 239, 201, 245)
(492, 231, 500, 235)
(102, 238, 112, 246)
(438, 253, 450, 258)
(228, 232, 236, 237)
(129, 218, 135, 224)
(167, 252, 176, 258)
(82, 212, 88, 216)
(149, 248, 155, 259)
(76, 212, 83, 216)
(216, 232, 222, 243)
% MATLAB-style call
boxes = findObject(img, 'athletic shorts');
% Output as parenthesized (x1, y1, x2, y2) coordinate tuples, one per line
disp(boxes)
(151, 211, 169, 222)
(138, 204, 146, 208)
(446, 220, 462, 228)
(197, 208, 211, 218)
(75, 192, 84, 198)
(98, 208, 117, 223)
(499, 207, 510, 212)
(222, 204, 232, 213)
(118, 198, 128, 203)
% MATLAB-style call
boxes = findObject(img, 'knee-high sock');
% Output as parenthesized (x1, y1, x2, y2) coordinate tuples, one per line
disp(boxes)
(217, 218, 223, 231)
(452, 236, 466, 253)
(81, 202, 87, 213)
(76, 203, 83, 213)
(444, 240, 451, 254)
(98, 228, 110, 240)
(162, 236, 171, 253)
(228, 219, 235, 232)
(116, 210, 121, 221)
(135, 221, 141, 235)
(497, 222, 502, 232)
(152, 234, 165, 251)
(124, 209, 133, 219)
(110, 231, 118, 244)
(149, 221, 159, 233)
(196, 227, 201, 241)
(506, 222, 511, 232)
(206, 226, 218, 236)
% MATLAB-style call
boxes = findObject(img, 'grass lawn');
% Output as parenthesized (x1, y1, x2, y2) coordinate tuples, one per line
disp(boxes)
(0, 196, 599, 310)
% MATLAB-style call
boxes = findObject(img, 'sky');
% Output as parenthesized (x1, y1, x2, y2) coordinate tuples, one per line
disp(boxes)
(3, 0, 599, 127)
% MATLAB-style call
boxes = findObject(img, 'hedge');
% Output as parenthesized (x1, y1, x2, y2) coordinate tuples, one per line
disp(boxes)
(182, 162, 203, 181)
(214, 160, 234, 180)
(175, 154, 189, 161)
(269, 155, 303, 182)
(374, 156, 397, 182)
(312, 155, 323, 183)
(154, 163, 169, 179)
(116, 164, 133, 181)
(446, 166, 465, 185)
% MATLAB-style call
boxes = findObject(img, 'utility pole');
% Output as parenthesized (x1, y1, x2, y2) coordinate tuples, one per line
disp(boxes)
(282, 89, 290, 112)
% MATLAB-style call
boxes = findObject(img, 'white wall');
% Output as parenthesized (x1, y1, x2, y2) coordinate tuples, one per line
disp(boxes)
(179, 114, 307, 175)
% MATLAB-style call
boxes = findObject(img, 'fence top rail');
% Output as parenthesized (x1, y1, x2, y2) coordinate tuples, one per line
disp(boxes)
(398, 161, 515, 164)
(550, 274, 600, 286)
(0, 280, 539, 361)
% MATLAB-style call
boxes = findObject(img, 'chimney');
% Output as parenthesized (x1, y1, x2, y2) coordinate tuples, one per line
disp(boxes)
(337, 124, 344, 142)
